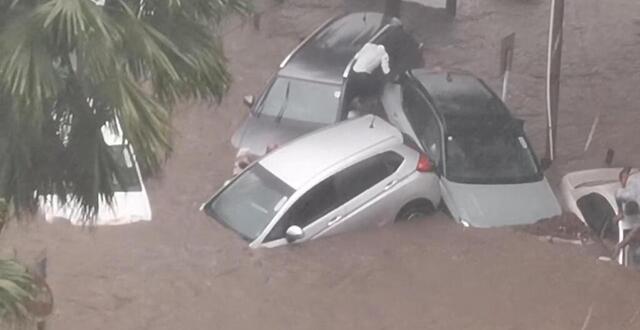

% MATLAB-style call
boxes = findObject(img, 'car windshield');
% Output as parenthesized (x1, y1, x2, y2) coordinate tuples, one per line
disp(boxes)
(206, 165, 294, 242)
(108, 144, 143, 192)
(445, 132, 540, 184)
(256, 77, 341, 124)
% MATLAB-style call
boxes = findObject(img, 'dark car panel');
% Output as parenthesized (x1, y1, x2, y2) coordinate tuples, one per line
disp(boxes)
(401, 70, 544, 184)
(233, 12, 423, 156)
(280, 12, 390, 84)
(231, 115, 325, 154)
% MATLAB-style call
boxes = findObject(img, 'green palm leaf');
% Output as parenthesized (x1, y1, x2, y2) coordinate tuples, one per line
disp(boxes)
(0, 259, 36, 325)
(0, 0, 250, 219)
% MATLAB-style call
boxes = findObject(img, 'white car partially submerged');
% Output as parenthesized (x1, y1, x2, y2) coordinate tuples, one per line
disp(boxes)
(40, 121, 152, 225)
(561, 167, 640, 267)
(382, 70, 562, 227)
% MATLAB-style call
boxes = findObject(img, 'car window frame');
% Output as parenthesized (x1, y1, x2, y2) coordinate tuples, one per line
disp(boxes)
(260, 151, 405, 244)
(400, 76, 444, 168)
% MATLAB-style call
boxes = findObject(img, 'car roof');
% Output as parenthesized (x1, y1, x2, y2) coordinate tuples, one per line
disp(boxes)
(279, 12, 396, 84)
(259, 115, 401, 189)
(410, 69, 516, 134)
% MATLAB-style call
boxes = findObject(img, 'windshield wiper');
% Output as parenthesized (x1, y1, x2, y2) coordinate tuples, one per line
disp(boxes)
(275, 81, 290, 123)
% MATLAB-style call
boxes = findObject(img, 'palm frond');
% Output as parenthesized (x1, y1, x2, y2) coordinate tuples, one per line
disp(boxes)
(0, 259, 36, 325)
(0, 0, 250, 218)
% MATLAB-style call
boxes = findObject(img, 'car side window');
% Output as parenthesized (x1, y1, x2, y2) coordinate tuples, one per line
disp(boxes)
(264, 176, 339, 242)
(333, 151, 404, 204)
(263, 152, 403, 242)
(402, 85, 442, 164)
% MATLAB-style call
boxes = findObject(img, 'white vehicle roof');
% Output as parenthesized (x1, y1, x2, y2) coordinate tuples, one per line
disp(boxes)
(259, 115, 402, 190)
(100, 118, 126, 146)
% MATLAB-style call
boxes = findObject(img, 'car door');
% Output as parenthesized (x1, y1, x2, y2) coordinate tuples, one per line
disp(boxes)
(314, 151, 409, 238)
(402, 82, 443, 170)
(258, 151, 406, 247)
(382, 82, 420, 144)
(258, 174, 342, 247)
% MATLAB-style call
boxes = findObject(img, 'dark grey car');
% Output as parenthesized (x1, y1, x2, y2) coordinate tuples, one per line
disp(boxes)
(231, 11, 423, 156)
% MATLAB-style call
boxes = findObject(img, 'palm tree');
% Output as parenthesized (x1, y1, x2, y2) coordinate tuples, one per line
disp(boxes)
(0, 198, 37, 328)
(0, 259, 37, 328)
(0, 0, 250, 218)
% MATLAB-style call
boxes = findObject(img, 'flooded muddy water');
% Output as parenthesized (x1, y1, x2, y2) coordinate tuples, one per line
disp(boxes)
(3, 0, 640, 329)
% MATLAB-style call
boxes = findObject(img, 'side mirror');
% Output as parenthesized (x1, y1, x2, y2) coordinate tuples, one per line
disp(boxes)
(243, 95, 255, 108)
(285, 225, 304, 243)
(540, 157, 552, 171)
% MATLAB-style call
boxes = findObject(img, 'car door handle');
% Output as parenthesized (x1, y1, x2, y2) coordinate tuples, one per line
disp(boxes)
(328, 216, 342, 227)
(384, 180, 398, 190)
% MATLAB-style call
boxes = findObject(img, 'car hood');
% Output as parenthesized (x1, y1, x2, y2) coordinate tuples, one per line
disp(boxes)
(231, 114, 325, 156)
(442, 178, 561, 227)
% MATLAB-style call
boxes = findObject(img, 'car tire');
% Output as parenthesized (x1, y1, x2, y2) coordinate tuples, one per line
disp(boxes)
(395, 199, 435, 222)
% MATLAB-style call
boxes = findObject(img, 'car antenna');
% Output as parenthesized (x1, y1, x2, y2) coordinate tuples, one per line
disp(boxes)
(369, 115, 376, 128)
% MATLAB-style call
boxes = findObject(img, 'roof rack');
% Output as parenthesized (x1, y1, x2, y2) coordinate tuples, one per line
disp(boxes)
(279, 15, 339, 69)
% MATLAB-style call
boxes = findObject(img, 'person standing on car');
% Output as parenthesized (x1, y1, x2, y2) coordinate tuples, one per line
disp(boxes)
(352, 42, 391, 76)
(349, 43, 391, 119)
(612, 166, 640, 258)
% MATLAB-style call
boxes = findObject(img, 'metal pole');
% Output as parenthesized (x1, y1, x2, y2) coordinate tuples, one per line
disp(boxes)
(501, 69, 509, 101)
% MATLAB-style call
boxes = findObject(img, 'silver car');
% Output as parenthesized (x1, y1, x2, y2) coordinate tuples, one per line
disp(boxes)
(382, 69, 561, 227)
(202, 115, 441, 248)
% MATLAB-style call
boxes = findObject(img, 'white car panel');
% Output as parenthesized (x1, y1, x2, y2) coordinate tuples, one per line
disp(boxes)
(560, 168, 640, 266)
(40, 119, 152, 225)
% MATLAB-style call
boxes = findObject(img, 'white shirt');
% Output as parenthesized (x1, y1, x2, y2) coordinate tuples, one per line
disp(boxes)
(616, 174, 640, 203)
(352, 43, 390, 74)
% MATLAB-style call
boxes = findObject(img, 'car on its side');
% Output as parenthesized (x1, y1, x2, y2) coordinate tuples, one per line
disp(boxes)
(382, 69, 561, 227)
(231, 11, 423, 157)
(202, 115, 440, 248)
(561, 168, 640, 267)
(40, 119, 152, 225)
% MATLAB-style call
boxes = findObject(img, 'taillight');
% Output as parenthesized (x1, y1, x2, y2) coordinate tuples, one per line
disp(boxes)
(417, 153, 432, 172)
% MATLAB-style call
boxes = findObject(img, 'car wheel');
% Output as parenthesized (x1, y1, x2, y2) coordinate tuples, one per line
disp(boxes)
(395, 200, 435, 222)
